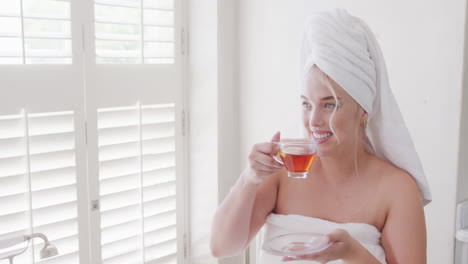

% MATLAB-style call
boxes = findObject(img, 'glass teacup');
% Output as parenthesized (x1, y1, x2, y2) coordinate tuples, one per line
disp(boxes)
(273, 139, 318, 179)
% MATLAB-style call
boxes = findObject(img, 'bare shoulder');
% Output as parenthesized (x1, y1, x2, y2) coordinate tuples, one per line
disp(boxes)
(368, 155, 422, 204)
(368, 156, 426, 263)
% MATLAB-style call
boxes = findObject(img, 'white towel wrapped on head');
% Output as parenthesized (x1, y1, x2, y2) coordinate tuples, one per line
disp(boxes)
(300, 9, 431, 205)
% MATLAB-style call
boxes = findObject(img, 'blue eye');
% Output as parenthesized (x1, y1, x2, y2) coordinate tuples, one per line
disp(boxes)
(325, 103, 336, 109)
(302, 101, 311, 109)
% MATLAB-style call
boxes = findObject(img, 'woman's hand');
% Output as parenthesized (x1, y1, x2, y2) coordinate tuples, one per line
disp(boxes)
(244, 131, 284, 184)
(282, 229, 371, 263)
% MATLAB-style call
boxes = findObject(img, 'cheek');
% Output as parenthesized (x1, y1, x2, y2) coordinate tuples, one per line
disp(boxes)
(302, 111, 309, 126)
(333, 116, 358, 136)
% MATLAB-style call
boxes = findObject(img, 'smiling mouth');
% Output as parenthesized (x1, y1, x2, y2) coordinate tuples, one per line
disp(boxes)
(312, 132, 333, 139)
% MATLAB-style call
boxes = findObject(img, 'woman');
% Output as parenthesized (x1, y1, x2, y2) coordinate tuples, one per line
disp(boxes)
(210, 9, 431, 263)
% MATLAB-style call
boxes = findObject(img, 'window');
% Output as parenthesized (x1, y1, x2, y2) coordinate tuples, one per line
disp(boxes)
(94, 0, 175, 64)
(0, 0, 72, 64)
(0, 0, 186, 263)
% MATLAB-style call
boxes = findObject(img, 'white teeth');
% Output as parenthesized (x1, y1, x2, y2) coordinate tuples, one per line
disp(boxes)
(313, 132, 332, 139)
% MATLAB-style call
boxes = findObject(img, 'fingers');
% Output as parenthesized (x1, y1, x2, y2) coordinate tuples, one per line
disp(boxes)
(282, 230, 352, 262)
(282, 252, 326, 263)
(282, 256, 296, 262)
(245, 132, 285, 183)
(281, 234, 337, 263)
(253, 141, 279, 155)
(271, 131, 281, 143)
(251, 151, 283, 168)
(250, 161, 282, 172)
(248, 156, 283, 176)
(326, 229, 349, 243)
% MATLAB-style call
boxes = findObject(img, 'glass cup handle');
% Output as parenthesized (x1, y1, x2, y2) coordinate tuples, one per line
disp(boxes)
(271, 142, 284, 165)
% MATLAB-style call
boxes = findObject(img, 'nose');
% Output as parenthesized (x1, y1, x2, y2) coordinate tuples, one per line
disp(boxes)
(308, 109, 325, 129)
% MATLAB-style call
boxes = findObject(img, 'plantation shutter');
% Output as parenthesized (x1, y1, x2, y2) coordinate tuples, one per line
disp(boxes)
(0, 0, 185, 263)
(94, 0, 175, 64)
(0, 112, 80, 264)
(97, 104, 177, 264)
(0, 0, 72, 64)
(84, 0, 185, 263)
(0, 0, 86, 258)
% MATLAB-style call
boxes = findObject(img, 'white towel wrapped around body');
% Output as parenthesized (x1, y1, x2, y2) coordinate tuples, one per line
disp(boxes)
(258, 214, 387, 264)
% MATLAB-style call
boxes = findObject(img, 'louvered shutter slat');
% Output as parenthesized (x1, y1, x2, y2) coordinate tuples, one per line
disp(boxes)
(102, 236, 141, 261)
(143, 181, 175, 202)
(143, 0, 173, 9)
(143, 26, 173, 42)
(33, 202, 77, 227)
(22, 0, 70, 18)
(143, 167, 175, 185)
(100, 175, 141, 198)
(104, 249, 141, 264)
(99, 141, 140, 161)
(29, 150, 75, 173)
(102, 220, 141, 245)
(101, 204, 140, 229)
(144, 225, 176, 246)
(0, 115, 23, 138)
(143, 10, 173, 26)
(34, 219, 78, 242)
(144, 210, 175, 230)
(31, 184, 76, 209)
(95, 0, 140, 8)
(0, 174, 27, 197)
(144, 195, 176, 215)
(143, 152, 175, 171)
(101, 188, 140, 212)
(0, 193, 29, 216)
(144, 239, 176, 262)
(0, 157, 26, 178)
(146, 253, 177, 264)
(30, 167, 76, 191)
(0, 212, 29, 234)
(98, 126, 139, 146)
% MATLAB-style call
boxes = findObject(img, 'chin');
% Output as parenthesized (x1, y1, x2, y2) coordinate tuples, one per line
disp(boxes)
(316, 149, 330, 157)
(315, 140, 338, 157)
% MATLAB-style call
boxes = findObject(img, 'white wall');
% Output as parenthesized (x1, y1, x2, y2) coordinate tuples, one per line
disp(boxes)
(188, 1, 242, 264)
(458, 2, 468, 206)
(455, 5, 468, 262)
(188, 0, 218, 263)
(238, 1, 466, 263)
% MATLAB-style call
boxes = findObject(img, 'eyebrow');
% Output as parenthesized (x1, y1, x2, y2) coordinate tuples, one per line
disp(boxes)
(301, 95, 341, 101)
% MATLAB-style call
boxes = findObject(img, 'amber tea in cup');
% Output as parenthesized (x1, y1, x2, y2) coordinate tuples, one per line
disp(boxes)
(273, 140, 318, 178)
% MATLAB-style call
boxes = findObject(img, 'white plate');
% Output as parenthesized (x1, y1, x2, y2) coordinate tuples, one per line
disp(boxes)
(262, 232, 332, 256)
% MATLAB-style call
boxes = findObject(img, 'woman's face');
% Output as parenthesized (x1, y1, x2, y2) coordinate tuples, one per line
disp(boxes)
(301, 66, 365, 157)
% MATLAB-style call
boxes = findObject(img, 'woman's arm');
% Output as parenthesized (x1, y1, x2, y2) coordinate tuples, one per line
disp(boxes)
(210, 168, 278, 257)
(381, 171, 427, 264)
(210, 133, 283, 258)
